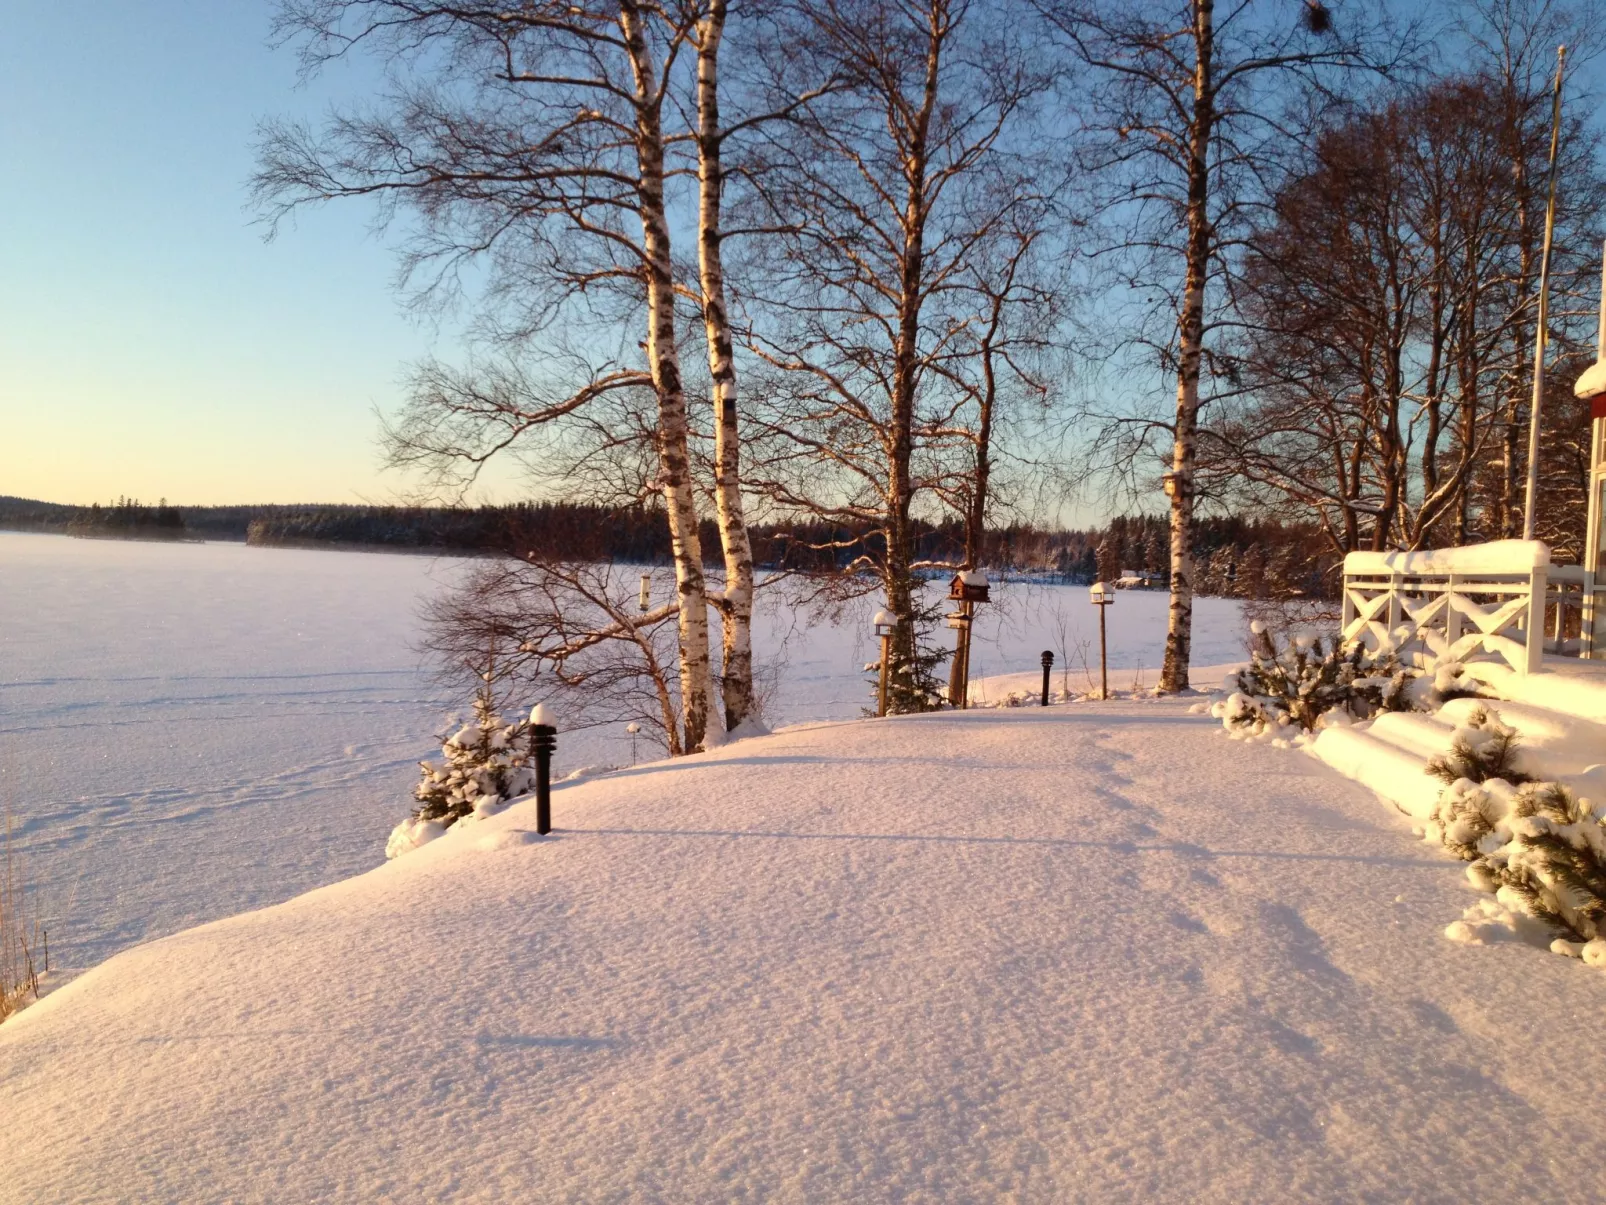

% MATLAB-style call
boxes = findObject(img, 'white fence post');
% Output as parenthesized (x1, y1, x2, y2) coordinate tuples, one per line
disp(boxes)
(1527, 564, 1548, 673)
(1445, 571, 1462, 647)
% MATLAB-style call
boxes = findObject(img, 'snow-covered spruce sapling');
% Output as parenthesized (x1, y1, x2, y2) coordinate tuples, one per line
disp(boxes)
(411, 698, 537, 827)
(386, 697, 539, 858)
(869, 596, 950, 715)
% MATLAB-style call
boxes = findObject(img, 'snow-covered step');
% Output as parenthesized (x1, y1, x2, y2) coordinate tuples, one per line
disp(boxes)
(1308, 726, 1442, 820)
(1465, 660, 1606, 727)
(1365, 712, 1456, 762)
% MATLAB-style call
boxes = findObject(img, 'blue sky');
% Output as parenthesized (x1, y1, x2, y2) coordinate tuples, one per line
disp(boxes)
(3, 2, 1599, 516)
(0, 1, 499, 506)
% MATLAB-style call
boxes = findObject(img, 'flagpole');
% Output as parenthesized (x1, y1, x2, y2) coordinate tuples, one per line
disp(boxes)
(1523, 44, 1567, 541)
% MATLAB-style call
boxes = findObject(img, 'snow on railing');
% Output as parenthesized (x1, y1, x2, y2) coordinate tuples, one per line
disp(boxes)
(1341, 540, 1550, 675)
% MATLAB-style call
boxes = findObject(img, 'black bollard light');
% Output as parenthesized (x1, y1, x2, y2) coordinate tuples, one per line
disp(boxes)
(1040, 650, 1054, 706)
(529, 703, 557, 835)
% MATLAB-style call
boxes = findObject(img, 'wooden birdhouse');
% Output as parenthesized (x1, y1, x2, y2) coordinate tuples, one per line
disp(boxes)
(949, 569, 990, 603)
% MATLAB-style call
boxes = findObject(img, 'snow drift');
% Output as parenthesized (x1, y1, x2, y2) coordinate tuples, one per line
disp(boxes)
(4, 702, 1606, 1202)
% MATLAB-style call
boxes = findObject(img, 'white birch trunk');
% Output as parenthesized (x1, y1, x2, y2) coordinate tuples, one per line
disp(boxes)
(622, 3, 712, 752)
(695, 0, 757, 732)
(1160, 0, 1214, 695)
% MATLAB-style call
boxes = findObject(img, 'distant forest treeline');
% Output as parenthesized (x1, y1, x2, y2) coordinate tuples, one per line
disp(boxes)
(0, 496, 1338, 598)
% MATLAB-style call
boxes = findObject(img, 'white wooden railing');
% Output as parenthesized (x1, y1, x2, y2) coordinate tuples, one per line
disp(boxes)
(1544, 564, 1594, 657)
(1341, 541, 1550, 674)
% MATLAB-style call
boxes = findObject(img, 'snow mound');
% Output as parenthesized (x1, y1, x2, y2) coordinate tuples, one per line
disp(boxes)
(6, 703, 1606, 1200)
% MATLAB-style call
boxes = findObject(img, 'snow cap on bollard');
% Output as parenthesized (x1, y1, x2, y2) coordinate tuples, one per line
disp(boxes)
(529, 702, 558, 730)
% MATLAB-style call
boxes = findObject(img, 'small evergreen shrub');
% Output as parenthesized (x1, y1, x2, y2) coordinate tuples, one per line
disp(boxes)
(1421, 719, 1606, 967)
(1476, 783, 1606, 948)
(870, 596, 951, 715)
(386, 698, 539, 859)
(1216, 627, 1410, 735)
(1425, 706, 1531, 790)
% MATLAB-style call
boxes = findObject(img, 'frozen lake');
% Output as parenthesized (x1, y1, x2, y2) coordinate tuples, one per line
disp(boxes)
(0, 531, 1246, 974)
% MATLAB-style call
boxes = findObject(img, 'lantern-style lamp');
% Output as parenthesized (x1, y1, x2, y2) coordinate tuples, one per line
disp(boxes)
(872, 609, 896, 716)
(1089, 582, 1113, 700)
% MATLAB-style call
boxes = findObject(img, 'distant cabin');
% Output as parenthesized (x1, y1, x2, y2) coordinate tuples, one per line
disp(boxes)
(1114, 569, 1160, 589)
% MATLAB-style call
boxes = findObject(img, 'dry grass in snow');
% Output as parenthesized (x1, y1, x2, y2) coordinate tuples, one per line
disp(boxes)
(0, 812, 45, 1024)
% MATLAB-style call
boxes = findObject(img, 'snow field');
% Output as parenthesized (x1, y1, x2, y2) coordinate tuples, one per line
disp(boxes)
(4, 702, 1605, 1201)
(0, 532, 1245, 973)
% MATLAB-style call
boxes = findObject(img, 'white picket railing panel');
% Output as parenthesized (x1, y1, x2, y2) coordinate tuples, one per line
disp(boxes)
(1340, 542, 1550, 675)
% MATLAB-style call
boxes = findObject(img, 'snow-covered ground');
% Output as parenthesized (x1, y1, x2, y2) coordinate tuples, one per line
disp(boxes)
(6, 700, 1604, 1202)
(0, 531, 1245, 974)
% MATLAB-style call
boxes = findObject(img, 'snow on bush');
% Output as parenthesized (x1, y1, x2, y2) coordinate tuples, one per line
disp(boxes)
(1425, 706, 1530, 792)
(1415, 711, 1606, 969)
(1210, 625, 1411, 740)
(386, 699, 540, 860)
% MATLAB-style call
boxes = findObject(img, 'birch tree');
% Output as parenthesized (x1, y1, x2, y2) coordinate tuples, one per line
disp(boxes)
(738, 0, 1053, 711)
(1036, 0, 1402, 692)
(255, 0, 717, 751)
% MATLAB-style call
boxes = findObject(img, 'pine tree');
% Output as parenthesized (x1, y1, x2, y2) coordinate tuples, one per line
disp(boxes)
(1230, 629, 1406, 730)
(1425, 707, 1531, 788)
(881, 593, 951, 714)
(1485, 784, 1606, 944)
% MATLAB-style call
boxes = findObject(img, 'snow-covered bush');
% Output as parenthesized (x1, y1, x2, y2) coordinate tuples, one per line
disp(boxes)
(884, 597, 950, 715)
(386, 699, 539, 859)
(1424, 776, 1519, 861)
(1416, 715, 1606, 968)
(1466, 783, 1606, 952)
(1425, 706, 1530, 792)
(1212, 625, 1409, 737)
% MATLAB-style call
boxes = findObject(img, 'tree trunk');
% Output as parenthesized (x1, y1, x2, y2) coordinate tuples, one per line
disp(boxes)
(963, 311, 999, 570)
(1160, 0, 1214, 696)
(694, 0, 756, 733)
(623, 3, 712, 752)
(883, 20, 939, 699)
(952, 308, 998, 704)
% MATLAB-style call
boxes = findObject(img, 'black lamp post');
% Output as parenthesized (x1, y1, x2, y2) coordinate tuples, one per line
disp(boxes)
(1040, 650, 1054, 706)
(529, 703, 557, 835)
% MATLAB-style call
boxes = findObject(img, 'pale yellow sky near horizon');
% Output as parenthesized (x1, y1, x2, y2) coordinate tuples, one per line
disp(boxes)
(0, 3, 533, 511)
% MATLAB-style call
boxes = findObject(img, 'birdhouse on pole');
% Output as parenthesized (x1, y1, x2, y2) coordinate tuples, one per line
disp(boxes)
(949, 569, 990, 603)
(946, 570, 988, 709)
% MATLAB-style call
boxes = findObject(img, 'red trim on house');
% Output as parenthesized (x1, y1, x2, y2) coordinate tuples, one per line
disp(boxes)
(1593, 395, 1606, 419)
